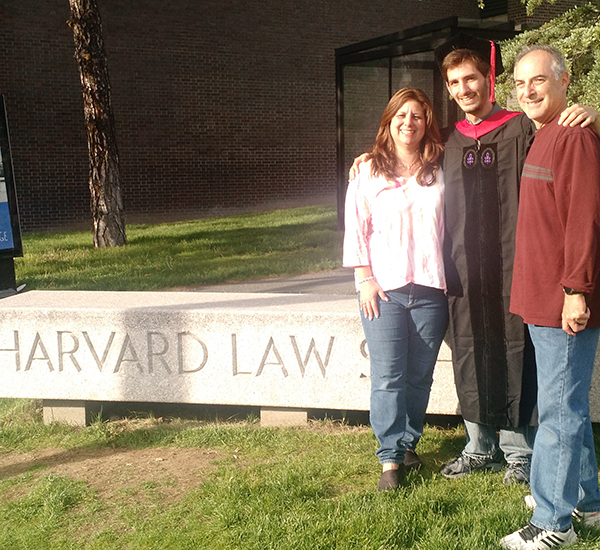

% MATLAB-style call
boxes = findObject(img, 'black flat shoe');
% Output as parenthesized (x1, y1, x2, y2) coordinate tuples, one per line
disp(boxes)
(403, 449, 423, 471)
(377, 465, 405, 492)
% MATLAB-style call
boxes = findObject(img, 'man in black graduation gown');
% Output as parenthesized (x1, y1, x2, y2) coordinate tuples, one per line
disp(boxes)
(435, 34, 538, 485)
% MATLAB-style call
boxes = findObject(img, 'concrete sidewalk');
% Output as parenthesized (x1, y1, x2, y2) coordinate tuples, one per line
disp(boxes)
(193, 268, 356, 296)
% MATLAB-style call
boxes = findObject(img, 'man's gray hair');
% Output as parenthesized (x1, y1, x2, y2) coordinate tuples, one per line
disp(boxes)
(514, 44, 568, 80)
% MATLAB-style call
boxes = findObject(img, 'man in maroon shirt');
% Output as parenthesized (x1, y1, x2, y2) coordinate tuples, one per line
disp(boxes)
(500, 45, 600, 550)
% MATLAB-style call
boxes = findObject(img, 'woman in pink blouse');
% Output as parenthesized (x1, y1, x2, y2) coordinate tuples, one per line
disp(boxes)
(343, 87, 448, 491)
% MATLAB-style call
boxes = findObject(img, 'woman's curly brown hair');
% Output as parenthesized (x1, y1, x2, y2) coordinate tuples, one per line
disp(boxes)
(368, 87, 443, 186)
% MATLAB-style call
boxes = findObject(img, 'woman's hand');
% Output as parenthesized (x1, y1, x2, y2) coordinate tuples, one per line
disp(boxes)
(360, 280, 388, 320)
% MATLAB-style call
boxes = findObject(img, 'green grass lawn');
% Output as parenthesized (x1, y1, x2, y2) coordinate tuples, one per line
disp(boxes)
(0, 398, 591, 550)
(2, 400, 600, 550)
(15, 205, 342, 291)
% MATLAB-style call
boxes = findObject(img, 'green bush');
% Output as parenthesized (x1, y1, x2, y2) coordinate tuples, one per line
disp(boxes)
(496, 3, 600, 111)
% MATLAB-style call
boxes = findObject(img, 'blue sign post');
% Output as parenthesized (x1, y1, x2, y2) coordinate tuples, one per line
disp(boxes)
(0, 95, 23, 294)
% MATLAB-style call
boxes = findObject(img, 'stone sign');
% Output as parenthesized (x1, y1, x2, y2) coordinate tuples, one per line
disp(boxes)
(0, 290, 458, 424)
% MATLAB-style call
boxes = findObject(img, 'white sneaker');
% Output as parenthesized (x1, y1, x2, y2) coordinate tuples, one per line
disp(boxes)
(524, 494, 536, 510)
(572, 507, 600, 528)
(499, 523, 577, 549)
(525, 495, 600, 528)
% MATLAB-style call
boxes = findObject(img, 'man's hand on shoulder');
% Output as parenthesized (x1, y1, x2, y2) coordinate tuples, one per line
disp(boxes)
(349, 153, 369, 180)
(558, 104, 598, 130)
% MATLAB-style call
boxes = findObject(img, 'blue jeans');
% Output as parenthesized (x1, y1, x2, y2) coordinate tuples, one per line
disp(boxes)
(463, 420, 535, 464)
(528, 324, 600, 532)
(360, 283, 448, 465)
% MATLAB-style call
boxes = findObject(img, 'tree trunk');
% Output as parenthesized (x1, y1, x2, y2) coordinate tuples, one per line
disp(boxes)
(68, 0, 126, 247)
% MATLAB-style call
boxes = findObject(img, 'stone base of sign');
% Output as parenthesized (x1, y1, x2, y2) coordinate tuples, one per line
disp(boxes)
(42, 399, 89, 426)
(260, 407, 308, 427)
(41, 400, 313, 427)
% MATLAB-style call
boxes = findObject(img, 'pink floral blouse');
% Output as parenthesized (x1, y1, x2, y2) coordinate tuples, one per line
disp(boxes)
(343, 160, 446, 293)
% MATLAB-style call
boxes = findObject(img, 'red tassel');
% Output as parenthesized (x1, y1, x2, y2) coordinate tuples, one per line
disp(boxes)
(489, 41, 496, 103)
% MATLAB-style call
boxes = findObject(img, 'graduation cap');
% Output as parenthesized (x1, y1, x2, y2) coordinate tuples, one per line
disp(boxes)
(434, 32, 504, 102)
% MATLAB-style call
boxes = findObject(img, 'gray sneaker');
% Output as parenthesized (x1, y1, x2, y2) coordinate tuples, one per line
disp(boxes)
(439, 451, 503, 479)
(503, 461, 531, 486)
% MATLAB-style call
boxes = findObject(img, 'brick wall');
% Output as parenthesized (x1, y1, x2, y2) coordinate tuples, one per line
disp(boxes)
(3, 1, 484, 231)
(508, 0, 580, 27)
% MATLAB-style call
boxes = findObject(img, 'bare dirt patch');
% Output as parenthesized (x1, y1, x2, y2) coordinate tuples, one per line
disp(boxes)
(0, 447, 222, 501)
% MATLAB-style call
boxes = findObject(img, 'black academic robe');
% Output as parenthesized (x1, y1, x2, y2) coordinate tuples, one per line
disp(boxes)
(442, 110, 537, 428)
